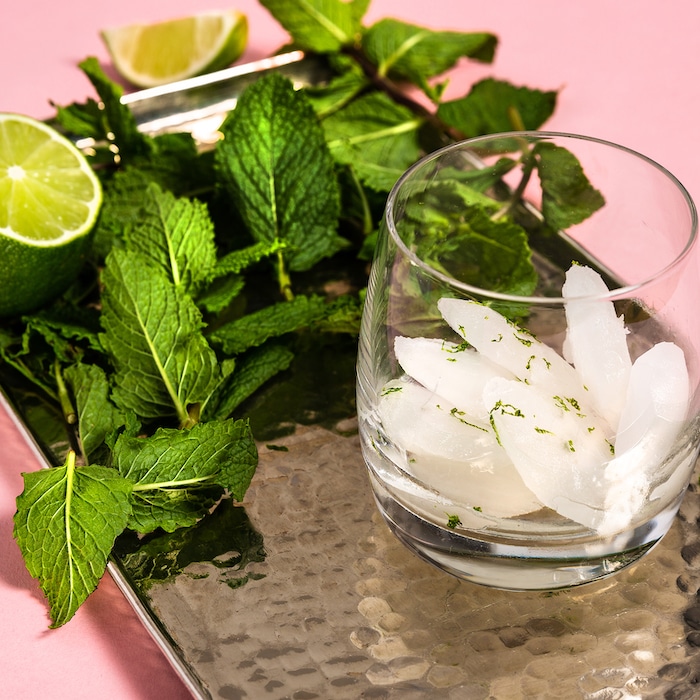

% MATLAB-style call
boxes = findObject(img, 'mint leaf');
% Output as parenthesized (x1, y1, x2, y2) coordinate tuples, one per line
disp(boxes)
(64, 363, 128, 463)
(124, 183, 217, 295)
(534, 142, 605, 229)
(19, 312, 91, 366)
(212, 239, 287, 277)
(196, 275, 246, 315)
(437, 78, 557, 137)
(0, 326, 59, 402)
(125, 485, 221, 535)
(24, 307, 102, 355)
(52, 98, 106, 141)
(210, 294, 331, 355)
(93, 145, 214, 260)
(100, 249, 221, 424)
(312, 293, 364, 334)
(91, 168, 153, 257)
(304, 69, 368, 117)
(77, 57, 152, 160)
(143, 132, 214, 195)
(363, 19, 496, 90)
(202, 344, 295, 421)
(14, 452, 133, 627)
(323, 91, 423, 191)
(403, 186, 537, 296)
(197, 239, 287, 313)
(433, 160, 519, 194)
(259, 0, 369, 52)
(114, 419, 258, 533)
(215, 73, 346, 273)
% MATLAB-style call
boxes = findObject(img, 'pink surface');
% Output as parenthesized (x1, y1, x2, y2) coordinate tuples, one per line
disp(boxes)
(0, 1, 698, 698)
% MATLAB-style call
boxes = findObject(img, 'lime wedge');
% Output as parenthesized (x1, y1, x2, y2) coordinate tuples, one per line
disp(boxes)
(101, 10, 249, 88)
(0, 113, 102, 316)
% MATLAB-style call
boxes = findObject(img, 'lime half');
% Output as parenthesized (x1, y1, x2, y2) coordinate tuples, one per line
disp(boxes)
(101, 9, 249, 88)
(0, 113, 102, 317)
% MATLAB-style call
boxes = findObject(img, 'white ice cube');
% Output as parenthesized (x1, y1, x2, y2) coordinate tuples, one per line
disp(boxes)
(593, 341, 691, 534)
(394, 335, 513, 421)
(615, 341, 689, 455)
(377, 377, 542, 517)
(483, 376, 614, 529)
(562, 264, 632, 432)
(437, 298, 591, 406)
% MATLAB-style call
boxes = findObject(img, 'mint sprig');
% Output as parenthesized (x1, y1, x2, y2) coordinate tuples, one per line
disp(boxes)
(14, 452, 133, 628)
(100, 249, 222, 426)
(215, 72, 348, 297)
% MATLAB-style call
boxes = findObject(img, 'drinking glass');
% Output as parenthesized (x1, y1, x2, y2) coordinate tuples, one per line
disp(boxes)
(356, 132, 700, 590)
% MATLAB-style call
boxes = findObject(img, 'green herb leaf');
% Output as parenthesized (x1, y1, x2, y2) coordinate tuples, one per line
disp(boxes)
(202, 344, 295, 421)
(64, 363, 128, 463)
(215, 73, 346, 273)
(143, 132, 214, 195)
(437, 78, 557, 137)
(52, 98, 106, 141)
(124, 183, 217, 295)
(363, 19, 497, 89)
(434, 160, 519, 194)
(312, 293, 364, 334)
(259, 0, 369, 52)
(100, 249, 221, 424)
(402, 187, 537, 296)
(212, 239, 287, 278)
(13, 451, 133, 627)
(210, 294, 331, 355)
(196, 238, 287, 314)
(113, 419, 257, 533)
(304, 69, 368, 118)
(534, 142, 606, 229)
(323, 91, 423, 191)
(77, 57, 152, 160)
(196, 274, 246, 315)
(24, 307, 103, 355)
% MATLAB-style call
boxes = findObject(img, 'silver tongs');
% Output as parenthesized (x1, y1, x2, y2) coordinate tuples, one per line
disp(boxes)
(75, 50, 331, 152)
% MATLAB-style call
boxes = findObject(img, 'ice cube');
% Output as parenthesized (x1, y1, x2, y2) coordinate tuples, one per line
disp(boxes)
(407, 452, 543, 519)
(437, 298, 590, 405)
(591, 340, 691, 534)
(394, 335, 513, 421)
(483, 376, 614, 529)
(377, 377, 542, 517)
(379, 377, 495, 460)
(615, 341, 689, 455)
(562, 264, 632, 431)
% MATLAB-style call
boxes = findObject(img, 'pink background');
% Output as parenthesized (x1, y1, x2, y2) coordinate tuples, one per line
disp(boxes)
(1, 1, 698, 698)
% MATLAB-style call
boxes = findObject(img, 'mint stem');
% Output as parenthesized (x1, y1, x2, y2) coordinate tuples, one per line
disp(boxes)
(348, 166, 374, 236)
(277, 250, 294, 301)
(343, 45, 466, 143)
(54, 360, 77, 426)
(492, 148, 536, 220)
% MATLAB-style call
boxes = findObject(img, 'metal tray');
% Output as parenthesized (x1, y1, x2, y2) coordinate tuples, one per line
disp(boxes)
(5, 53, 700, 698)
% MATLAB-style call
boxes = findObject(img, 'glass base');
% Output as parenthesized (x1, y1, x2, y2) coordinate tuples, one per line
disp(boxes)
(371, 481, 668, 591)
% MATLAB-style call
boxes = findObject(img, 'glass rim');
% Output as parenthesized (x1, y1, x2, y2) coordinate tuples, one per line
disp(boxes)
(384, 130, 699, 304)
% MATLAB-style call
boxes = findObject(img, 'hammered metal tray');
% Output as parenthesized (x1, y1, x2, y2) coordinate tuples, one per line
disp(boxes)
(4, 52, 700, 698)
(5, 379, 700, 699)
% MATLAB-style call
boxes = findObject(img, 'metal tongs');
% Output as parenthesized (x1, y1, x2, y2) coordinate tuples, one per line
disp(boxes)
(74, 50, 332, 152)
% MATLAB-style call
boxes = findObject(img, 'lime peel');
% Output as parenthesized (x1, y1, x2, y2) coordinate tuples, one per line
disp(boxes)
(0, 113, 102, 316)
(101, 9, 249, 88)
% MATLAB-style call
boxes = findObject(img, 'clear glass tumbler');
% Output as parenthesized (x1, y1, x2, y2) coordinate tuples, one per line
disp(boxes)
(356, 132, 700, 590)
